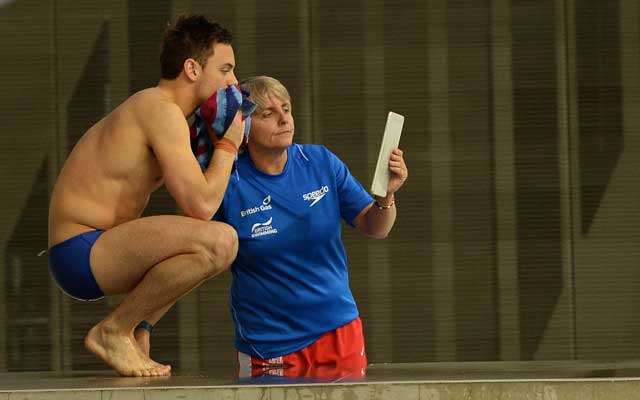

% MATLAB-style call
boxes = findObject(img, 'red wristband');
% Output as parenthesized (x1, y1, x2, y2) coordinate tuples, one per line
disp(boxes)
(214, 137, 238, 154)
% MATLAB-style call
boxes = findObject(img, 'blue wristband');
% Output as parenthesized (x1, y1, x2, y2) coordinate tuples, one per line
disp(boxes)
(136, 320, 155, 334)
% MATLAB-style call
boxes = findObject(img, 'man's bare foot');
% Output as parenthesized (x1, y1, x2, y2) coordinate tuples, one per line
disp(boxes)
(134, 328, 150, 357)
(85, 321, 171, 377)
(134, 328, 170, 372)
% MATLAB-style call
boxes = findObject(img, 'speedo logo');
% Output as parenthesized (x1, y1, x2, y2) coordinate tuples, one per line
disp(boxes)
(251, 217, 278, 238)
(303, 186, 329, 207)
(241, 195, 273, 217)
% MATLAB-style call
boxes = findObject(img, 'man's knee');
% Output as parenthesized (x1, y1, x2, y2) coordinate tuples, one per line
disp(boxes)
(212, 222, 238, 266)
(197, 222, 238, 276)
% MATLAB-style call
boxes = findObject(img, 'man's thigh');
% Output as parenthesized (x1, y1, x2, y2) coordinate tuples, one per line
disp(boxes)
(90, 215, 234, 295)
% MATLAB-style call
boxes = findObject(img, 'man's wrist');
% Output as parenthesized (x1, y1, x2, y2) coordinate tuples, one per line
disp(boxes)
(214, 137, 238, 154)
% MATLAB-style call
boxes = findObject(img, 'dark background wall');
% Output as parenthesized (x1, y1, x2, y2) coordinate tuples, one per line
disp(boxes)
(0, 0, 638, 371)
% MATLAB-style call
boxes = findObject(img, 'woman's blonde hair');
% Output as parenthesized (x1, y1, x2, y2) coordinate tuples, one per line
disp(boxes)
(240, 76, 292, 112)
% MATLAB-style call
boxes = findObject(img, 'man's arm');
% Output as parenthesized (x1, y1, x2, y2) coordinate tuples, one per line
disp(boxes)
(146, 103, 244, 220)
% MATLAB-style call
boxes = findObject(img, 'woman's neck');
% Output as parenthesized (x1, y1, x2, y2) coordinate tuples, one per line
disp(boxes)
(248, 145, 289, 175)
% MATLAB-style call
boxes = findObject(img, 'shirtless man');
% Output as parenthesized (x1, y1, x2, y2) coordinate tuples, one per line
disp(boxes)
(47, 15, 243, 377)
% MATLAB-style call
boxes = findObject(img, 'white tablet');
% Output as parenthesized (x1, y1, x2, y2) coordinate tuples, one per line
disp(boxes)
(371, 111, 404, 197)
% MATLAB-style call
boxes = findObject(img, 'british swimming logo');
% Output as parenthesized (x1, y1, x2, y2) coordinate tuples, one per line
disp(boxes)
(251, 217, 278, 238)
(303, 185, 329, 207)
(241, 195, 273, 217)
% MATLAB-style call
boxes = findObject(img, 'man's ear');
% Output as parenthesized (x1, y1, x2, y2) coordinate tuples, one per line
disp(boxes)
(184, 58, 199, 81)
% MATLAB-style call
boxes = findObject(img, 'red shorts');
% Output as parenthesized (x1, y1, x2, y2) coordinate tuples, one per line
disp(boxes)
(238, 317, 367, 379)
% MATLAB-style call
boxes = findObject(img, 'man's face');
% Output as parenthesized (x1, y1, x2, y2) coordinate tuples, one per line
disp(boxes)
(197, 43, 237, 100)
(248, 95, 295, 152)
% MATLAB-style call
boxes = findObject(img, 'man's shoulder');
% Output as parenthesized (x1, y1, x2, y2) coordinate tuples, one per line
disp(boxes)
(122, 88, 187, 138)
(127, 88, 182, 115)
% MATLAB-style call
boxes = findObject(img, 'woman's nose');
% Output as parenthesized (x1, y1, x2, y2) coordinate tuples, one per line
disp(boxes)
(278, 113, 290, 125)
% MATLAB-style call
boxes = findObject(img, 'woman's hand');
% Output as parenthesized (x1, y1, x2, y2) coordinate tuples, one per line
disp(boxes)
(386, 148, 408, 194)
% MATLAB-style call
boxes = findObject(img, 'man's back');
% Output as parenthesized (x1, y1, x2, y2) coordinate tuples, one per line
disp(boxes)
(48, 88, 182, 247)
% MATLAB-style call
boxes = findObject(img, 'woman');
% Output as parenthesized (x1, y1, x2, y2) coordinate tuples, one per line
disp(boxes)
(214, 76, 408, 378)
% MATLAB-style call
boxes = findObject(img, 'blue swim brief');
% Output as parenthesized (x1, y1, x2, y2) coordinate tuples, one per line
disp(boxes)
(48, 230, 106, 301)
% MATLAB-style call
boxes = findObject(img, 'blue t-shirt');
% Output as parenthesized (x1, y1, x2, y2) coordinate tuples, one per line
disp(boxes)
(214, 144, 374, 359)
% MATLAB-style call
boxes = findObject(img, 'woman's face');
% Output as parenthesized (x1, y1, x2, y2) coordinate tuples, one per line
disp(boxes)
(248, 95, 295, 152)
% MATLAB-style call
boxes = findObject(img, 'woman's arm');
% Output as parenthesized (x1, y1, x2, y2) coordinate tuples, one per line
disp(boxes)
(353, 149, 408, 238)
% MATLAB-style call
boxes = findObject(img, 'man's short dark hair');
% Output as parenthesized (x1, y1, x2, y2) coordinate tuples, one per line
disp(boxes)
(160, 14, 232, 80)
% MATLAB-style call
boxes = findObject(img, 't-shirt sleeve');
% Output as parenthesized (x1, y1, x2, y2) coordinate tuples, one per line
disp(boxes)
(326, 147, 374, 226)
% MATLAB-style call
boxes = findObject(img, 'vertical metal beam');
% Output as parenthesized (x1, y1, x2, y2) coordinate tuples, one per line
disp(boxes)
(304, 0, 321, 143)
(177, 292, 200, 370)
(427, 0, 456, 361)
(620, 2, 640, 155)
(491, 0, 520, 361)
(295, 0, 314, 144)
(52, 0, 72, 371)
(554, 0, 577, 359)
(363, 0, 391, 360)
(620, 1, 639, 184)
(48, 0, 61, 364)
(233, 0, 257, 77)
(618, 0, 640, 356)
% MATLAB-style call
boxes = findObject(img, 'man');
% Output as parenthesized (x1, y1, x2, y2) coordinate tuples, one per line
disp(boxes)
(47, 15, 243, 377)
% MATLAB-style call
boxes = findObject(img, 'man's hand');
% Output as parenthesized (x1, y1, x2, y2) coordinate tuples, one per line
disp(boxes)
(209, 110, 245, 149)
(387, 148, 408, 194)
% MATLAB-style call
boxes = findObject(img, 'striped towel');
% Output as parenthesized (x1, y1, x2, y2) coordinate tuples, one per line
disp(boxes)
(190, 85, 256, 169)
